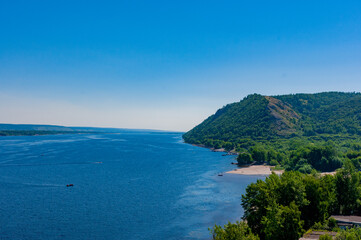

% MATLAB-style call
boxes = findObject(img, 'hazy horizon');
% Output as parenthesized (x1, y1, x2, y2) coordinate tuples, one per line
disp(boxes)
(1, 1, 361, 131)
(1, 90, 361, 132)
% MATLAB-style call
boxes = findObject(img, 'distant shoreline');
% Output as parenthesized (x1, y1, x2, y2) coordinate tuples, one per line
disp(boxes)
(0, 130, 86, 137)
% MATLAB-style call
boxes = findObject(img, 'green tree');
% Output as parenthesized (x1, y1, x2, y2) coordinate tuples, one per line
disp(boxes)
(273, 171, 309, 207)
(223, 142, 234, 151)
(250, 146, 267, 163)
(335, 160, 361, 215)
(335, 227, 361, 240)
(261, 202, 304, 240)
(241, 172, 308, 238)
(319, 234, 333, 240)
(301, 174, 336, 229)
(209, 221, 259, 240)
(241, 179, 270, 236)
(237, 152, 253, 165)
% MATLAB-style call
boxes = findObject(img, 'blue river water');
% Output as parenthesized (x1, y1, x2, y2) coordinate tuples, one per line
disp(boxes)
(0, 132, 263, 240)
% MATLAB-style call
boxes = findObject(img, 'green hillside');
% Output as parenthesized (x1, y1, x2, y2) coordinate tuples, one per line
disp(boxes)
(276, 92, 361, 135)
(183, 92, 361, 172)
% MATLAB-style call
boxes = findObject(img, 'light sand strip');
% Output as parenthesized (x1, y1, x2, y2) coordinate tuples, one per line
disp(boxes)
(226, 165, 284, 176)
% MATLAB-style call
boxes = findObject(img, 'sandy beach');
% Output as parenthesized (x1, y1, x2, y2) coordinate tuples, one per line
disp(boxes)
(226, 165, 284, 176)
(320, 171, 336, 176)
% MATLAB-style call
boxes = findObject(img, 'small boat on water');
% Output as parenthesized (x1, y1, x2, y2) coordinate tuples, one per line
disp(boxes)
(218, 173, 223, 176)
(66, 184, 74, 187)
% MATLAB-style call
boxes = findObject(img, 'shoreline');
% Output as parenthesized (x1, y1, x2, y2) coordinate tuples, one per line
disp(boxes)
(191, 143, 238, 155)
(226, 165, 336, 176)
(190, 143, 283, 176)
(226, 165, 284, 176)
(189, 142, 336, 176)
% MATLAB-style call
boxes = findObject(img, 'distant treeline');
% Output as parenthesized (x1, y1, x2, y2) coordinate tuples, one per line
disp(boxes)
(0, 123, 159, 136)
(0, 130, 85, 136)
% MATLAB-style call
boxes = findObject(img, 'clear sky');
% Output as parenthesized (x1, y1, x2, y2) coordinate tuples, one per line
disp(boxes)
(1, 1, 361, 131)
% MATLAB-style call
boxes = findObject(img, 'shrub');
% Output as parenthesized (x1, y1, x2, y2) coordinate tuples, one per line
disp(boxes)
(319, 234, 333, 240)
(237, 152, 253, 165)
(209, 221, 260, 240)
(269, 159, 278, 166)
(335, 227, 361, 240)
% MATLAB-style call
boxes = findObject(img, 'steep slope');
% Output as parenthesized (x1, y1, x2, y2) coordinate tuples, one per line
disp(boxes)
(265, 96, 300, 135)
(183, 94, 270, 144)
(183, 94, 301, 145)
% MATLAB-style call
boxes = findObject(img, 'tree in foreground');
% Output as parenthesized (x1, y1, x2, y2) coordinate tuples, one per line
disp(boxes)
(335, 160, 361, 215)
(215, 162, 361, 239)
(209, 221, 259, 240)
(335, 227, 361, 240)
(319, 234, 333, 240)
(261, 201, 304, 240)
(241, 172, 309, 238)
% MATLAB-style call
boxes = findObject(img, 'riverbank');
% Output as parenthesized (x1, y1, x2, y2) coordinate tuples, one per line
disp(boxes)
(191, 144, 238, 155)
(226, 165, 337, 176)
(226, 165, 284, 176)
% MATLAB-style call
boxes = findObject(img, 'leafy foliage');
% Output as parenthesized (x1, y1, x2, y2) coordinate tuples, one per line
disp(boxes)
(334, 160, 361, 215)
(237, 152, 253, 165)
(209, 221, 259, 240)
(335, 227, 361, 240)
(210, 162, 361, 239)
(312, 217, 339, 232)
(241, 172, 309, 238)
(241, 165, 361, 239)
(319, 234, 333, 240)
(261, 201, 304, 240)
(183, 94, 272, 144)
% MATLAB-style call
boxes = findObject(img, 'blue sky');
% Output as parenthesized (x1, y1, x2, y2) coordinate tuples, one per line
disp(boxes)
(1, 0, 361, 131)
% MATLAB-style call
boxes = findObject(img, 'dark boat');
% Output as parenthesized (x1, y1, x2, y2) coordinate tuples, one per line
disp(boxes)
(218, 173, 223, 176)
(66, 184, 74, 187)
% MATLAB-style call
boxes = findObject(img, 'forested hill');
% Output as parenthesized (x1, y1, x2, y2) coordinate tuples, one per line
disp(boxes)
(183, 92, 361, 148)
